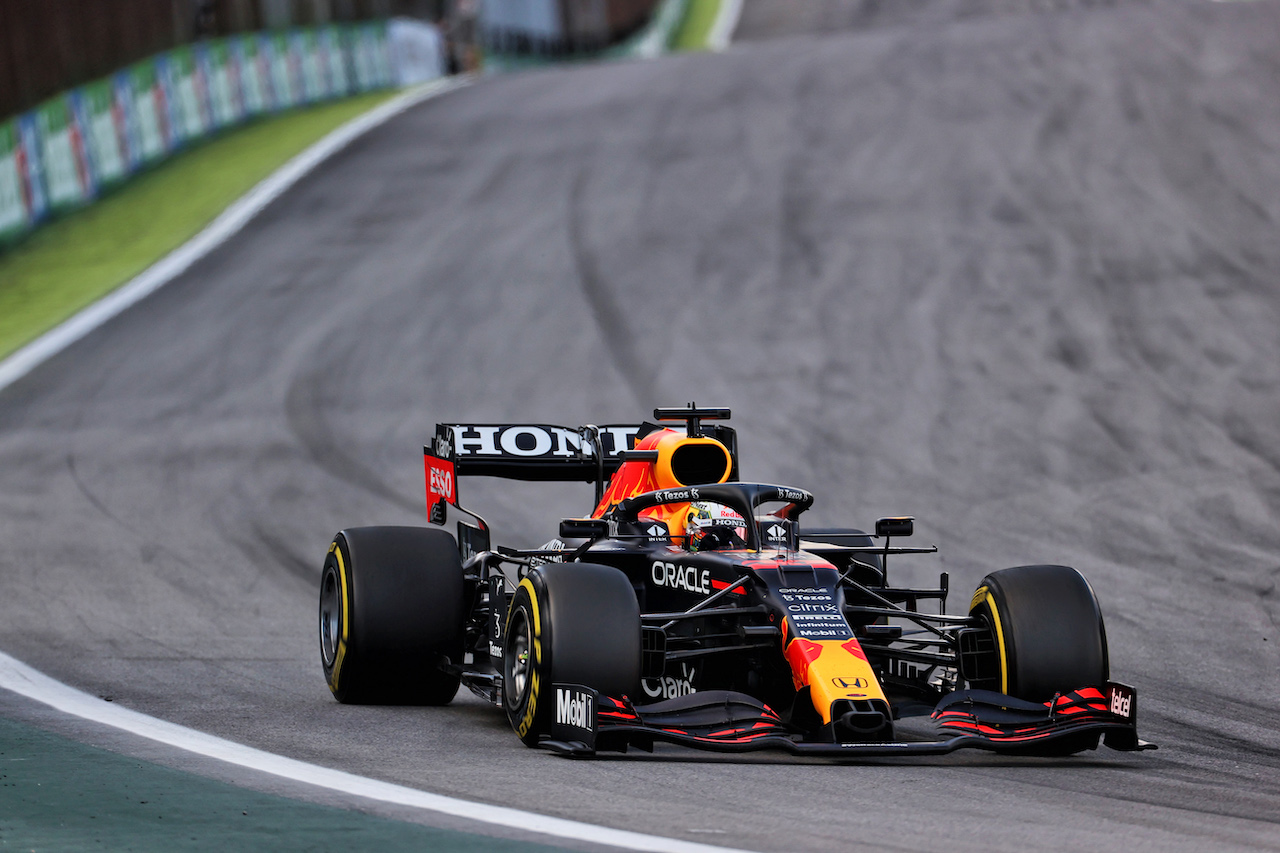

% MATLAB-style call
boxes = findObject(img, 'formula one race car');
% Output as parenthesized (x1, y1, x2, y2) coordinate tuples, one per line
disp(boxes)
(318, 406, 1154, 757)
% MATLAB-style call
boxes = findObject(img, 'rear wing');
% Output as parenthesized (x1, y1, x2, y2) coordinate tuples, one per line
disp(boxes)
(433, 423, 644, 482)
(423, 416, 739, 523)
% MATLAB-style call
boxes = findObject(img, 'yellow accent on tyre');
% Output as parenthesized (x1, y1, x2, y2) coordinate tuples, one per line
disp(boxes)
(972, 585, 1009, 694)
(329, 542, 349, 691)
(515, 579, 543, 740)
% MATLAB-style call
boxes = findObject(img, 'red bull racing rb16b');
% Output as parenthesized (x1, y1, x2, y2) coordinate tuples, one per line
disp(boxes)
(318, 406, 1154, 758)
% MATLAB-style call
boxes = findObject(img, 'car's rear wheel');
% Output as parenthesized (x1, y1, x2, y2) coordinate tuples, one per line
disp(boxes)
(502, 562, 641, 746)
(968, 564, 1109, 703)
(320, 526, 464, 704)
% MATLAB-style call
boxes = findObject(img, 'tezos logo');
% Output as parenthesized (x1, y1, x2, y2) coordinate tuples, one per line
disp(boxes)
(652, 560, 711, 595)
(556, 688, 593, 729)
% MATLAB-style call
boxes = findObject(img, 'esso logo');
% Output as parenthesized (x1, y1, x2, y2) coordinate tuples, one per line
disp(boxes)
(429, 466, 453, 499)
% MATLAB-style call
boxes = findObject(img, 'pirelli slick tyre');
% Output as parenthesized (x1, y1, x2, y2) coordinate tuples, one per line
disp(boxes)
(969, 564, 1109, 704)
(502, 562, 642, 747)
(319, 526, 464, 705)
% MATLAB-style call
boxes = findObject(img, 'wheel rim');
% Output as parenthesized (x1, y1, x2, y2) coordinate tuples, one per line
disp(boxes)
(505, 606, 532, 704)
(319, 565, 342, 667)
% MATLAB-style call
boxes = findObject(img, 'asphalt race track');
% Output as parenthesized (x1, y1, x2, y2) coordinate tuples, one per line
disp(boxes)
(3, 1, 1280, 850)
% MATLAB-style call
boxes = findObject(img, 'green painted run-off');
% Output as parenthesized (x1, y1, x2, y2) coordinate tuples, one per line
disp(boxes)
(0, 714, 568, 852)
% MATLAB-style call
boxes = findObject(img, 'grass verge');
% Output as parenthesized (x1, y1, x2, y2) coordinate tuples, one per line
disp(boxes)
(671, 0, 723, 51)
(0, 90, 399, 361)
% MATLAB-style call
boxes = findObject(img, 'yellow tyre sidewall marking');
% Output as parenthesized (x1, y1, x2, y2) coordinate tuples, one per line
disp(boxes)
(328, 541, 350, 692)
(514, 577, 543, 739)
(970, 586, 1009, 694)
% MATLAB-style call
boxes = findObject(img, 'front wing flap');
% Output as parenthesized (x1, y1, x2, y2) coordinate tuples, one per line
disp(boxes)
(541, 682, 1156, 758)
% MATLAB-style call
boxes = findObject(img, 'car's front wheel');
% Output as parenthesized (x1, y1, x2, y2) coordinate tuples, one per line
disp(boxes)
(968, 564, 1109, 703)
(502, 562, 641, 746)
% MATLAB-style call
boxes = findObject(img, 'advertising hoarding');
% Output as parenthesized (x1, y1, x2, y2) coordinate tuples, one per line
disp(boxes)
(0, 120, 30, 240)
(35, 94, 93, 211)
(1, 21, 419, 248)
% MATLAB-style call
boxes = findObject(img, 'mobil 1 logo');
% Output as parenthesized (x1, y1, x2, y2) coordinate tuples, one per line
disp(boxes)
(551, 684, 597, 748)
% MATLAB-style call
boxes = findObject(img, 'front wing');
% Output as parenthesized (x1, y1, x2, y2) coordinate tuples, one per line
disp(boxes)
(541, 683, 1156, 758)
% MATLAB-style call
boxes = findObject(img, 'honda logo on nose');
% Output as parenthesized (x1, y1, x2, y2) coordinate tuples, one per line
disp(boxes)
(833, 676, 868, 689)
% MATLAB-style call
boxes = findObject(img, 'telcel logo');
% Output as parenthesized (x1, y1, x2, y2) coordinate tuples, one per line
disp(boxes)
(1109, 687, 1132, 718)
(833, 676, 868, 690)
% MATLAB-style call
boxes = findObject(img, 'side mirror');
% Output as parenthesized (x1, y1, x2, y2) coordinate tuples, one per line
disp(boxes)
(875, 516, 914, 538)
(560, 518, 610, 540)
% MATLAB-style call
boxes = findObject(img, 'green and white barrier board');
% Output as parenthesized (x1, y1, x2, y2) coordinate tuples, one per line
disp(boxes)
(0, 22, 399, 248)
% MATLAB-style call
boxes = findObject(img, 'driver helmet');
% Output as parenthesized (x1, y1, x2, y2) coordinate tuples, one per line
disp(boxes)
(685, 500, 747, 551)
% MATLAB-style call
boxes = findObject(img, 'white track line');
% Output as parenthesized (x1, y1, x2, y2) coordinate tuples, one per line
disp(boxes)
(0, 78, 756, 853)
(0, 77, 465, 395)
(707, 0, 743, 52)
(0, 651, 755, 853)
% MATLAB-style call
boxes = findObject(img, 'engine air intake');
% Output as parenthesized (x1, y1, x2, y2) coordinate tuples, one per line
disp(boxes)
(665, 439, 732, 487)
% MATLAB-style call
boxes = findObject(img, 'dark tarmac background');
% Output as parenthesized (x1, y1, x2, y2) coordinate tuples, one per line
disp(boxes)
(2, 0, 1279, 850)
